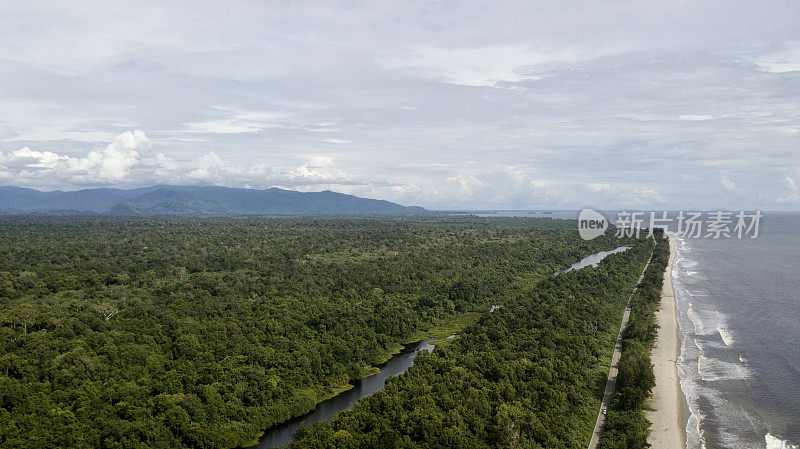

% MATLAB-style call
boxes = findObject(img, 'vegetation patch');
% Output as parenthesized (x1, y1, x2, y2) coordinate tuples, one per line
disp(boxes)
(290, 237, 654, 448)
(0, 216, 636, 448)
(599, 232, 670, 449)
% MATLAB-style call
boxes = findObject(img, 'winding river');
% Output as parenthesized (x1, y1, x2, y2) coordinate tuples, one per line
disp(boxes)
(256, 339, 436, 448)
(256, 246, 630, 448)
(556, 246, 630, 274)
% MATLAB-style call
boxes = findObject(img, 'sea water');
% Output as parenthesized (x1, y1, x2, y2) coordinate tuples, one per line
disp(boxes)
(672, 213, 800, 448)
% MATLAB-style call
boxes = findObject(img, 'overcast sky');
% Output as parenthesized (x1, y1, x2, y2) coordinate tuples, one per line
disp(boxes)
(1, 1, 799, 209)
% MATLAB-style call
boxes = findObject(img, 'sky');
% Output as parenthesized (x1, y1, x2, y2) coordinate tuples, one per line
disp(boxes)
(0, 1, 799, 210)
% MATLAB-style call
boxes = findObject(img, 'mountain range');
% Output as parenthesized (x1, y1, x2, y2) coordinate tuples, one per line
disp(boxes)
(0, 185, 427, 216)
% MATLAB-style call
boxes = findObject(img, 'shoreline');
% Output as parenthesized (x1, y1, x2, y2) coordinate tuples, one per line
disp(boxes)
(646, 235, 687, 448)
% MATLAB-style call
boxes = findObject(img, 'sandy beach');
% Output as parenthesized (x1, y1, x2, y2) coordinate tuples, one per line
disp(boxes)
(646, 236, 687, 449)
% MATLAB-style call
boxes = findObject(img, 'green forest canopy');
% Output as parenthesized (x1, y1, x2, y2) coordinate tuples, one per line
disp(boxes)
(0, 216, 646, 448)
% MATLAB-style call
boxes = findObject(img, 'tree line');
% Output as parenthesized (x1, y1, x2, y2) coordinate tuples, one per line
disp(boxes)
(289, 236, 655, 448)
(599, 231, 670, 449)
(0, 216, 637, 448)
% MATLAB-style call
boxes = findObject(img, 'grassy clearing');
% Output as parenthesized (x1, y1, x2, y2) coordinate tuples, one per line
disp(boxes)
(403, 310, 483, 344)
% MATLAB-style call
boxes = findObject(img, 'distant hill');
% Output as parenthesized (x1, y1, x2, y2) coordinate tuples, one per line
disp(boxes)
(0, 185, 427, 216)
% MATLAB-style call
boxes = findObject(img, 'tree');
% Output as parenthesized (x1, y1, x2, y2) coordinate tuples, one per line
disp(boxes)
(95, 302, 119, 321)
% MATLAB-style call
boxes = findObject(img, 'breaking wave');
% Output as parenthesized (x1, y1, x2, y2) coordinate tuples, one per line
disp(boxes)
(697, 354, 750, 382)
(766, 433, 799, 449)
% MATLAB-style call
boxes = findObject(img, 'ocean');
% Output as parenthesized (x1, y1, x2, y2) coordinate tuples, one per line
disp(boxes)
(448, 209, 800, 447)
(671, 212, 800, 449)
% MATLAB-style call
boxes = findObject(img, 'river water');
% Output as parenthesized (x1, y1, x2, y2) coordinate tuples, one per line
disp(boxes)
(256, 245, 631, 448)
(256, 339, 435, 448)
(556, 246, 630, 274)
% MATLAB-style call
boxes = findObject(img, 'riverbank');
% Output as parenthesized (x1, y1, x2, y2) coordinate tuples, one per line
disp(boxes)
(255, 339, 436, 448)
(370, 310, 481, 367)
(252, 310, 482, 448)
(646, 236, 687, 448)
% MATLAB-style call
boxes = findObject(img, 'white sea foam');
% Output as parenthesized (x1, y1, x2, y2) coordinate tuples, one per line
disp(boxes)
(686, 308, 735, 349)
(683, 385, 707, 449)
(678, 295, 758, 448)
(681, 289, 710, 299)
(679, 315, 708, 449)
(687, 307, 720, 337)
(672, 238, 709, 449)
(683, 259, 699, 269)
(717, 325, 734, 346)
(714, 396, 776, 449)
(698, 354, 750, 382)
(669, 222, 800, 448)
(712, 311, 734, 347)
(766, 433, 799, 449)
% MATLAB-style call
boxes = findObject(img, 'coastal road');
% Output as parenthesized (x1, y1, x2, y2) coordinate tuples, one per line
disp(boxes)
(587, 248, 654, 449)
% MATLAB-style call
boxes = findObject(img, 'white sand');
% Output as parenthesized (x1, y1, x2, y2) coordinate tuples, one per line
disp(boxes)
(646, 237, 686, 448)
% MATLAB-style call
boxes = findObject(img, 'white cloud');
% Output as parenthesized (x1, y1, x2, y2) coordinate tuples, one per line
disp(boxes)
(439, 170, 553, 207)
(188, 152, 230, 180)
(756, 44, 800, 73)
(382, 45, 546, 87)
(1, 131, 150, 181)
(0, 131, 370, 191)
(306, 156, 334, 167)
(154, 153, 178, 170)
(182, 110, 341, 135)
(777, 176, 799, 202)
(589, 183, 612, 192)
(184, 112, 286, 134)
(382, 44, 631, 87)
(286, 161, 351, 184)
(67, 130, 150, 181)
(630, 187, 664, 204)
(4, 147, 68, 169)
(2, 2, 800, 209)
(679, 115, 715, 121)
(722, 179, 736, 191)
(624, 114, 718, 122)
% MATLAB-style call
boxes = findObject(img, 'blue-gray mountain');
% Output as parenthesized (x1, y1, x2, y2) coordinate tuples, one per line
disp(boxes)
(0, 186, 427, 216)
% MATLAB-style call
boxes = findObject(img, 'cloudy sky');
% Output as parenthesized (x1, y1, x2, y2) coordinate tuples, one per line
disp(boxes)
(1, 1, 799, 209)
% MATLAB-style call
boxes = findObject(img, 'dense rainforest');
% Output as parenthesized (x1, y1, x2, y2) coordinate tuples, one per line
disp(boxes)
(289, 233, 656, 449)
(0, 216, 641, 448)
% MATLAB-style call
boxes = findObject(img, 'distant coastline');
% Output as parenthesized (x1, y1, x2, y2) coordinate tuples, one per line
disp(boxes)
(647, 235, 688, 448)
